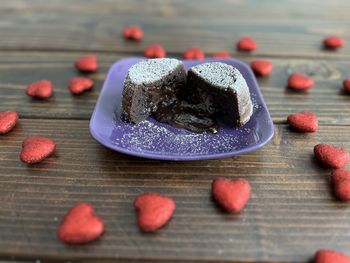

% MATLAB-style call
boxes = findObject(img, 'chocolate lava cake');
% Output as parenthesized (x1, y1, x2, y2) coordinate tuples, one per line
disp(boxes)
(122, 59, 253, 133)
(122, 58, 187, 123)
(186, 62, 253, 127)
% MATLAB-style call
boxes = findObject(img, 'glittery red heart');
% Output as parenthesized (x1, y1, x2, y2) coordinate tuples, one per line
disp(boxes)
(212, 51, 231, 58)
(287, 111, 318, 133)
(26, 80, 53, 99)
(20, 136, 56, 164)
(122, 25, 143, 41)
(236, 37, 257, 52)
(212, 178, 251, 213)
(314, 144, 350, 169)
(314, 249, 350, 263)
(69, 77, 94, 95)
(323, 36, 345, 50)
(0, 110, 18, 134)
(250, 59, 273, 76)
(134, 193, 175, 232)
(183, 47, 205, 60)
(331, 169, 350, 201)
(75, 55, 98, 73)
(58, 203, 104, 244)
(343, 78, 350, 94)
(288, 73, 314, 91)
(144, 44, 166, 58)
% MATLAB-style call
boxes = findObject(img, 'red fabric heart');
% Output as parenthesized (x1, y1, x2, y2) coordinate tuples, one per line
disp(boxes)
(58, 203, 104, 244)
(212, 178, 251, 213)
(314, 249, 350, 263)
(236, 37, 257, 52)
(183, 47, 205, 60)
(0, 110, 18, 134)
(250, 59, 273, 76)
(343, 78, 350, 94)
(144, 44, 166, 58)
(122, 25, 143, 41)
(314, 144, 350, 169)
(212, 51, 231, 58)
(287, 111, 318, 133)
(288, 73, 314, 91)
(26, 80, 53, 99)
(134, 192, 175, 232)
(331, 169, 350, 201)
(75, 55, 98, 73)
(20, 136, 56, 164)
(323, 36, 345, 50)
(69, 77, 94, 95)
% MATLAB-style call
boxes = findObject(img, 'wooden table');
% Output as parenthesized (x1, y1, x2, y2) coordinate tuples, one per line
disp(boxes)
(1, 1, 350, 262)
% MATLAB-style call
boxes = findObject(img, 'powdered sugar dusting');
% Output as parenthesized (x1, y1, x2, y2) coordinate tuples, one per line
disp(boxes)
(111, 109, 259, 156)
(110, 85, 261, 157)
(190, 62, 249, 93)
(127, 58, 182, 85)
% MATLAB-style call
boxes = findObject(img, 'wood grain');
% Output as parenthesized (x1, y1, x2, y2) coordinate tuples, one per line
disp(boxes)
(0, 119, 350, 262)
(1, 51, 350, 124)
(1, 1, 350, 262)
(0, 0, 350, 58)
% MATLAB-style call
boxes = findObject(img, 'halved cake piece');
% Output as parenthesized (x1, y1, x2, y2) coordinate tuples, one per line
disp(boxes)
(186, 62, 253, 127)
(122, 58, 186, 123)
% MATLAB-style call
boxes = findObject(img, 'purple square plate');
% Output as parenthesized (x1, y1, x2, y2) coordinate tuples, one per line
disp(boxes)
(89, 57, 274, 161)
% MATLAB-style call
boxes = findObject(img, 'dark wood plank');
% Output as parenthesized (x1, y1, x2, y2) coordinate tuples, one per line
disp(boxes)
(0, 118, 350, 262)
(1, 2, 350, 262)
(3, 0, 350, 20)
(1, 51, 350, 124)
(0, 52, 114, 119)
(0, 1, 350, 57)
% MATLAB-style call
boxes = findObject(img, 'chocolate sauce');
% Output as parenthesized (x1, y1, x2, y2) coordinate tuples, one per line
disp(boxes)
(153, 100, 218, 133)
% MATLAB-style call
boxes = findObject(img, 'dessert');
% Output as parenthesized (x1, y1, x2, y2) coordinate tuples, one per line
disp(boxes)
(186, 62, 253, 127)
(122, 59, 253, 132)
(122, 58, 187, 123)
